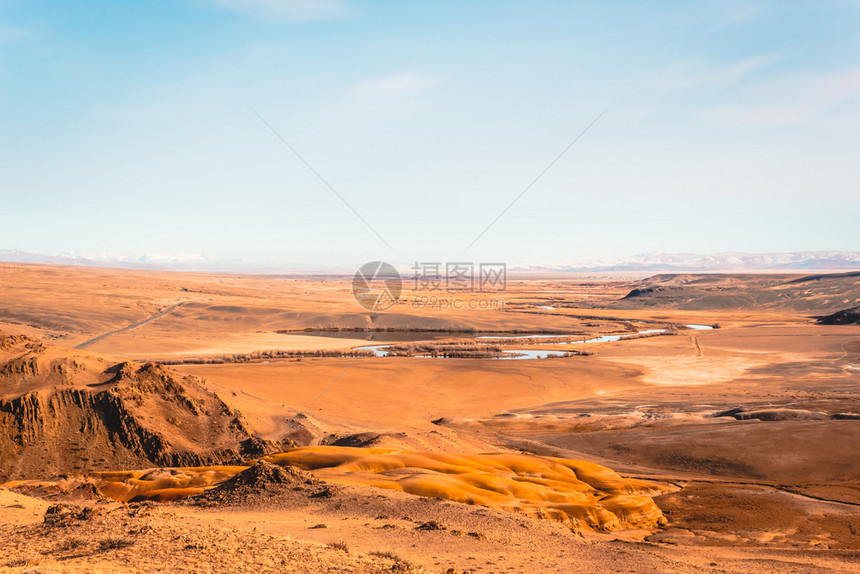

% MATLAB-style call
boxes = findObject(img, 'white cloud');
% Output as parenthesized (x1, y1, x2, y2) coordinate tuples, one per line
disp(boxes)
(351, 73, 446, 97)
(211, 0, 351, 23)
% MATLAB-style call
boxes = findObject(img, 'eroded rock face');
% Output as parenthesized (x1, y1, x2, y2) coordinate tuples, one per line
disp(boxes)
(0, 333, 295, 481)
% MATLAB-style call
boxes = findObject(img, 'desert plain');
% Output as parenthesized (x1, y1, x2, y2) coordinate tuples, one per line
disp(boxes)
(1, 263, 859, 573)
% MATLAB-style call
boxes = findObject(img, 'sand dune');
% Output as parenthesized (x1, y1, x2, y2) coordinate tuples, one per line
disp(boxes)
(8, 445, 672, 533)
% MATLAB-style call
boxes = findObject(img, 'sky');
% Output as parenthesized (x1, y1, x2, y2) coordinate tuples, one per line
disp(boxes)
(1, 0, 859, 269)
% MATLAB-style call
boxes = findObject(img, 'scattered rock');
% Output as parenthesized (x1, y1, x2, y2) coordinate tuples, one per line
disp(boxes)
(714, 407, 747, 418)
(43, 504, 99, 527)
(466, 531, 486, 540)
(309, 486, 337, 499)
(734, 409, 828, 421)
(415, 520, 446, 531)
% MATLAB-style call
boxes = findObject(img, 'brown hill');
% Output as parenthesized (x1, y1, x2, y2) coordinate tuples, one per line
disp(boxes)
(613, 271, 860, 312)
(0, 332, 290, 481)
(817, 306, 860, 325)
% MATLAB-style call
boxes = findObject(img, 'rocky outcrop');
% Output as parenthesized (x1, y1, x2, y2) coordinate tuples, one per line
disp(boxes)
(817, 306, 860, 325)
(622, 287, 663, 299)
(0, 334, 298, 481)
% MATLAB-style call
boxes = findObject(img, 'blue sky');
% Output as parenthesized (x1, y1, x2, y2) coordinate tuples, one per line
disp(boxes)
(1, 0, 858, 268)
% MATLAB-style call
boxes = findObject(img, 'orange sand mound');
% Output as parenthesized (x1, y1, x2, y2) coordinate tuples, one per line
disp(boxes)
(93, 466, 246, 502)
(10, 447, 671, 532)
(263, 448, 670, 531)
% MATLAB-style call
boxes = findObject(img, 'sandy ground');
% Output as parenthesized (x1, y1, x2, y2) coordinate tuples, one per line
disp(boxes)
(1, 263, 859, 572)
(3, 482, 858, 574)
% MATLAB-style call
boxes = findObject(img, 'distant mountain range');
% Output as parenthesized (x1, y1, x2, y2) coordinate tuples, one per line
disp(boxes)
(0, 250, 231, 272)
(512, 251, 860, 273)
(0, 250, 333, 274)
(1, 249, 858, 274)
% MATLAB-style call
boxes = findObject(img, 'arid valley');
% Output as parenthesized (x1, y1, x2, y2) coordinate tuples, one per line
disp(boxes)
(4, 0, 860, 571)
(1, 263, 858, 573)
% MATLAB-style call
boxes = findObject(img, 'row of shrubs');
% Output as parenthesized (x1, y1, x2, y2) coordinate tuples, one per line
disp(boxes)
(384, 341, 507, 358)
(154, 348, 375, 365)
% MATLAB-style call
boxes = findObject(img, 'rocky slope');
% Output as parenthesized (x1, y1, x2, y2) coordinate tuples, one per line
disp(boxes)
(0, 332, 289, 481)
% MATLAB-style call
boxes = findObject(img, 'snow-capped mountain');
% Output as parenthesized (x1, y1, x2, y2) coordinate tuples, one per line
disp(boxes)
(512, 251, 860, 272)
(1, 249, 858, 274)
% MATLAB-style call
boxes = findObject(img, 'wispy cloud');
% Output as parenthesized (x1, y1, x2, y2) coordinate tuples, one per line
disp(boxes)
(709, 0, 767, 27)
(714, 54, 783, 85)
(351, 73, 445, 97)
(210, 0, 352, 23)
(662, 53, 783, 92)
(712, 67, 860, 126)
(318, 73, 446, 127)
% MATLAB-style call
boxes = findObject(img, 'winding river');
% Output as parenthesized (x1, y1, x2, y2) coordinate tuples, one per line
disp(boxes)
(355, 325, 714, 360)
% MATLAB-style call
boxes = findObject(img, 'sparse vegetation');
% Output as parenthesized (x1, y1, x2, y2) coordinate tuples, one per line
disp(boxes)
(370, 550, 416, 571)
(154, 348, 375, 365)
(384, 341, 507, 358)
(545, 351, 586, 358)
(3, 553, 43, 568)
(55, 536, 87, 552)
(280, 327, 479, 334)
(99, 536, 136, 551)
(369, 550, 402, 561)
(622, 330, 679, 340)
(475, 335, 586, 345)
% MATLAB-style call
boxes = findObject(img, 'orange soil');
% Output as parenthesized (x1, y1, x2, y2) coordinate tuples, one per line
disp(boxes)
(66, 446, 672, 532)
